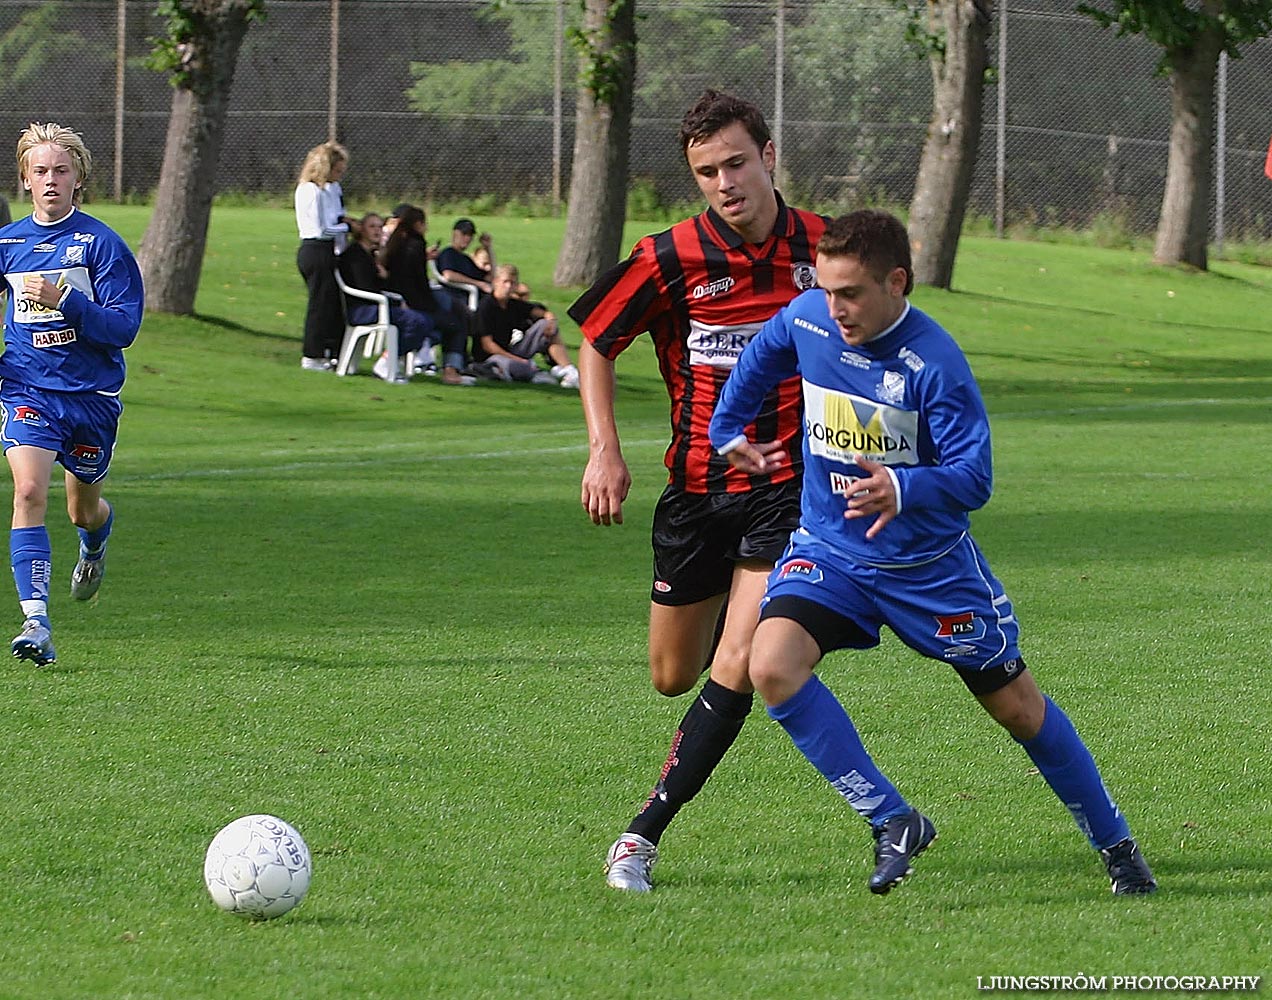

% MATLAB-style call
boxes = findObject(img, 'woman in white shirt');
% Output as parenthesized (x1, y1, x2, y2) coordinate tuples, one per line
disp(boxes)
(294, 142, 350, 370)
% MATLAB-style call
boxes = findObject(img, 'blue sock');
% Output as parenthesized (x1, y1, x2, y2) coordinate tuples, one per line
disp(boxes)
(767, 674, 909, 826)
(78, 503, 113, 558)
(1017, 695, 1130, 850)
(11, 526, 52, 621)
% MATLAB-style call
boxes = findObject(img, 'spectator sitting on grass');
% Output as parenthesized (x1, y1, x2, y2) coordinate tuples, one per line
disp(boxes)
(476, 264, 579, 388)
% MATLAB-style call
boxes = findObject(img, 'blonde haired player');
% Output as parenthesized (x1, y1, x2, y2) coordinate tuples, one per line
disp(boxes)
(0, 123, 144, 665)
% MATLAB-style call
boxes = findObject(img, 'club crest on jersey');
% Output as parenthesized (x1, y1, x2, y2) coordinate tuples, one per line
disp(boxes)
(61, 245, 85, 266)
(934, 611, 985, 643)
(69, 443, 102, 466)
(778, 558, 823, 585)
(876, 369, 906, 406)
(11, 405, 43, 425)
(791, 262, 817, 290)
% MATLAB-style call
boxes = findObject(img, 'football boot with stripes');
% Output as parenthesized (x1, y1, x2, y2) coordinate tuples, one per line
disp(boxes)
(603, 833, 658, 892)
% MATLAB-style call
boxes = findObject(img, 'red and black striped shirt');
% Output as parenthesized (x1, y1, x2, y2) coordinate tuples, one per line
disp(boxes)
(569, 196, 827, 494)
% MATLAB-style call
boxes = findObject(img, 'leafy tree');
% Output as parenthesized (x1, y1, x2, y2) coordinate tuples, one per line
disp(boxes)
(0, 5, 96, 106)
(905, 0, 992, 289)
(138, 0, 265, 314)
(1078, 0, 1272, 268)
(405, 1, 570, 117)
(554, 0, 636, 285)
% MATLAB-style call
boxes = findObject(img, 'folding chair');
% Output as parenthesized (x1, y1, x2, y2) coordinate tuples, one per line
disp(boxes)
(333, 270, 402, 377)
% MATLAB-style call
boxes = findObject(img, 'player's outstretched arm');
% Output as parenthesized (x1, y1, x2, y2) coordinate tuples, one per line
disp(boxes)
(579, 342, 631, 526)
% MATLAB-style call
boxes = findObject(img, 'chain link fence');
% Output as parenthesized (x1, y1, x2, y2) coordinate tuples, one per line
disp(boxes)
(1, 0, 1269, 241)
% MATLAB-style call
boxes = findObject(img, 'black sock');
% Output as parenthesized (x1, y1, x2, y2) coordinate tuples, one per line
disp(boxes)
(627, 678, 753, 845)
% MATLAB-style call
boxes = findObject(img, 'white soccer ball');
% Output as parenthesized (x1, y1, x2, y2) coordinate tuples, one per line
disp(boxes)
(203, 814, 312, 920)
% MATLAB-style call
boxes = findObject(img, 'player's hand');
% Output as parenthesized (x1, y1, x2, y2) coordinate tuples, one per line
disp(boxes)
(22, 274, 62, 308)
(723, 439, 787, 476)
(581, 451, 631, 526)
(844, 453, 897, 540)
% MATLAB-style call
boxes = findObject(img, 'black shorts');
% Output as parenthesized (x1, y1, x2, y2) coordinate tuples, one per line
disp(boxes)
(650, 480, 801, 606)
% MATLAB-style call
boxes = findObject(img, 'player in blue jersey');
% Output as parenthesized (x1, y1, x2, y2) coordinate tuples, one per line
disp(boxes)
(0, 123, 144, 666)
(708, 210, 1156, 896)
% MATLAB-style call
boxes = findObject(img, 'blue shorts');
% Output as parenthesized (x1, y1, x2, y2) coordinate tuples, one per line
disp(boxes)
(761, 530, 1022, 680)
(0, 382, 122, 484)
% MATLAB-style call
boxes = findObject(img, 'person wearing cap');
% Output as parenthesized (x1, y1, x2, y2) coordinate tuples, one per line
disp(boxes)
(436, 218, 494, 298)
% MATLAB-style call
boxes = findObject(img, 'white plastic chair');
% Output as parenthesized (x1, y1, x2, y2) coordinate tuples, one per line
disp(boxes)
(333, 270, 401, 377)
(428, 260, 480, 312)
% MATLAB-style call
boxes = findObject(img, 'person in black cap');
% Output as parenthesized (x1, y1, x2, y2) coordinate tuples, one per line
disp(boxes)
(436, 217, 494, 299)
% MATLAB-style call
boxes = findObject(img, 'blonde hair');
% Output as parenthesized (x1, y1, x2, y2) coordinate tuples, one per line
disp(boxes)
(17, 122, 91, 194)
(297, 142, 347, 185)
(495, 263, 519, 282)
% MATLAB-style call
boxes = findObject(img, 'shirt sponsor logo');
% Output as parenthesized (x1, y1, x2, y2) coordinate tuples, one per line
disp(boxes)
(0, 237, 24, 245)
(33, 327, 78, 348)
(794, 317, 830, 338)
(899, 346, 925, 373)
(803, 382, 918, 465)
(11, 405, 43, 425)
(73, 232, 96, 244)
(778, 558, 823, 585)
(4, 267, 93, 323)
(687, 319, 762, 368)
(791, 262, 817, 290)
(691, 276, 735, 299)
(33, 242, 57, 253)
(829, 471, 866, 497)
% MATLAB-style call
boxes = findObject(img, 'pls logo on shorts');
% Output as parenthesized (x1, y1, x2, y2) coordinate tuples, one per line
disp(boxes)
(70, 443, 102, 466)
(934, 611, 985, 642)
(778, 559, 823, 585)
(12, 405, 43, 425)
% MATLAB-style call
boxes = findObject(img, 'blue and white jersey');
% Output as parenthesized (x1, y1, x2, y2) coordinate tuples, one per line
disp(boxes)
(709, 290, 993, 568)
(0, 207, 144, 395)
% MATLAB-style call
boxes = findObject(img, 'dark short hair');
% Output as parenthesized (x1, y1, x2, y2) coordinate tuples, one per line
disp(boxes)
(453, 218, 476, 235)
(389, 203, 412, 219)
(678, 89, 772, 157)
(817, 210, 914, 295)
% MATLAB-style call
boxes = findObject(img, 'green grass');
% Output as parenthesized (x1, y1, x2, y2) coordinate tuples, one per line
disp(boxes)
(0, 207, 1268, 998)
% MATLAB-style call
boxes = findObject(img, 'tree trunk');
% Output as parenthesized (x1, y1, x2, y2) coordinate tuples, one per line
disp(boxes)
(907, 0, 990, 290)
(1154, 21, 1225, 269)
(138, 4, 255, 314)
(553, 0, 636, 287)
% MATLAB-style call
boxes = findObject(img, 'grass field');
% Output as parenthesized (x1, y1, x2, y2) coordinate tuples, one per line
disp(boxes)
(0, 206, 1268, 999)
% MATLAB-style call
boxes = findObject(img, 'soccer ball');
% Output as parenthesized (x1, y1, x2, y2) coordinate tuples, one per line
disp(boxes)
(203, 814, 312, 920)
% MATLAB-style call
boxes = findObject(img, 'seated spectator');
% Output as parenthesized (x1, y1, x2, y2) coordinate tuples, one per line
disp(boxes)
(436, 218, 494, 301)
(475, 264, 579, 388)
(381, 205, 474, 386)
(337, 212, 436, 383)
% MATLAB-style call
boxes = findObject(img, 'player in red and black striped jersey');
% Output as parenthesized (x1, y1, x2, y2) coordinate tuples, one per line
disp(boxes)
(568, 90, 828, 892)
